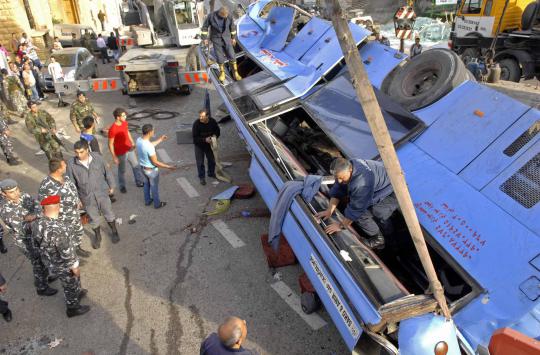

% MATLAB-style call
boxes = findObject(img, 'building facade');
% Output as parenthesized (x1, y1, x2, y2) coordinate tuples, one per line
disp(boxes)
(0, 0, 124, 57)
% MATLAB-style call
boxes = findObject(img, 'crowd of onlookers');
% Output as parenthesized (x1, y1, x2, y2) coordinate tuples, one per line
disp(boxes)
(0, 28, 260, 354)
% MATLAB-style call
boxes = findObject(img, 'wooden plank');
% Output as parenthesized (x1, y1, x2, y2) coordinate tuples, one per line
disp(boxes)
(326, 0, 451, 319)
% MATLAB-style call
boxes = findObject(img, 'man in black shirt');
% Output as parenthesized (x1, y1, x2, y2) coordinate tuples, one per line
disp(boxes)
(200, 316, 258, 355)
(192, 109, 220, 185)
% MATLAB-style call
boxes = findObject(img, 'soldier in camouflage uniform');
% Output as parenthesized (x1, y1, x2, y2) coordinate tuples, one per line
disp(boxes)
(70, 91, 101, 134)
(0, 179, 58, 296)
(38, 159, 91, 257)
(0, 106, 22, 166)
(5, 63, 27, 117)
(33, 195, 90, 318)
(25, 101, 63, 161)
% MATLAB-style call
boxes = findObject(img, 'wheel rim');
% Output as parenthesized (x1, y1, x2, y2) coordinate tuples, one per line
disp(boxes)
(403, 66, 441, 97)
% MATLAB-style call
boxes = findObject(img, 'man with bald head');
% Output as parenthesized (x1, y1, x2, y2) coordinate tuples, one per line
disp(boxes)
(200, 316, 258, 354)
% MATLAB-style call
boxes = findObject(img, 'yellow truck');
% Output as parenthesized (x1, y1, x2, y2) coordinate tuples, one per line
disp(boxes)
(449, 0, 540, 81)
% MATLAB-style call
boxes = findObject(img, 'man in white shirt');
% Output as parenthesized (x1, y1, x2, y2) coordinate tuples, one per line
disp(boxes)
(96, 34, 110, 64)
(48, 56, 68, 107)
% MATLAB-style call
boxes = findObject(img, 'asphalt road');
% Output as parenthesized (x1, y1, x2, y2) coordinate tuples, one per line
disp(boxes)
(0, 57, 350, 354)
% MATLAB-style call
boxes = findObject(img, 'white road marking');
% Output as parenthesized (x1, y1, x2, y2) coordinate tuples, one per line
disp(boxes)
(271, 281, 327, 330)
(157, 148, 173, 163)
(176, 177, 200, 198)
(211, 220, 246, 248)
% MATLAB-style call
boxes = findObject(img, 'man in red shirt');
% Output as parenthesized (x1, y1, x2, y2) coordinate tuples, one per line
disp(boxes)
(108, 108, 144, 193)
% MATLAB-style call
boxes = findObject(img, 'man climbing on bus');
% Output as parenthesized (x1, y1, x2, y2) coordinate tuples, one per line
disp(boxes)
(315, 158, 399, 250)
(201, 6, 242, 84)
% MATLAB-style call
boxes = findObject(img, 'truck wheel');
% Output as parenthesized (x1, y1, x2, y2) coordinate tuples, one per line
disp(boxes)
(382, 49, 470, 111)
(460, 48, 480, 65)
(498, 58, 521, 82)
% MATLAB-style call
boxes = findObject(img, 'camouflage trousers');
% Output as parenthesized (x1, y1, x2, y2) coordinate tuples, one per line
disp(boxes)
(0, 133, 15, 160)
(63, 215, 83, 247)
(57, 267, 81, 308)
(22, 238, 49, 292)
(8, 90, 27, 116)
(43, 147, 63, 161)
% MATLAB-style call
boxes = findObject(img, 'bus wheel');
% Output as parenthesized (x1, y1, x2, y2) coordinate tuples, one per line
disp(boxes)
(382, 49, 471, 111)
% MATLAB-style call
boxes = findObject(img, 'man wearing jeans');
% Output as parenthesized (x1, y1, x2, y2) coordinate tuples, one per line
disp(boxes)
(108, 108, 144, 193)
(136, 124, 175, 209)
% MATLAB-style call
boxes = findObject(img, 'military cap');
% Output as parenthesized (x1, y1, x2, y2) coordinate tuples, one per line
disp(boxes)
(0, 179, 18, 191)
(27, 100, 37, 108)
(40, 195, 61, 206)
(76, 90, 86, 97)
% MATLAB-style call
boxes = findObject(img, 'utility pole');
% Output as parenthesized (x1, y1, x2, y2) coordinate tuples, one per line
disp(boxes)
(326, 0, 452, 319)
(22, 0, 36, 29)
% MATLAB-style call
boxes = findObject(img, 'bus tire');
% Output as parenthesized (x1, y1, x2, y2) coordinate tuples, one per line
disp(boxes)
(498, 58, 521, 82)
(301, 292, 319, 314)
(382, 49, 470, 111)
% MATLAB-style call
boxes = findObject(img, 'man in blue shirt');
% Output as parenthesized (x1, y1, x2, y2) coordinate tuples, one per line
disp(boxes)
(200, 316, 258, 355)
(136, 124, 176, 209)
(316, 158, 398, 249)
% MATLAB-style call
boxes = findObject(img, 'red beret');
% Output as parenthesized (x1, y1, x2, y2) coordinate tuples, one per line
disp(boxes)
(40, 195, 61, 206)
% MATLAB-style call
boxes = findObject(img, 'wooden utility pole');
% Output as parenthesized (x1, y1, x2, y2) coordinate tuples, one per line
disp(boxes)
(326, 0, 452, 319)
(22, 0, 36, 29)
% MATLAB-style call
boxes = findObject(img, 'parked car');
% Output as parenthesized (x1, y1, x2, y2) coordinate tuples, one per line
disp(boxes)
(40, 48, 98, 91)
(53, 24, 100, 53)
(201, 0, 540, 353)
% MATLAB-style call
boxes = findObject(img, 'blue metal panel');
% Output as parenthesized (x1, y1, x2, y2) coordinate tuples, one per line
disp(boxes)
(260, 7, 295, 52)
(414, 81, 530, 173)
(283, 23, 368, 98)
(398, 315, 460, 355)
(248, 0, 271, 30)
(304, 74, 422, 159)
(358, 41, 407, 89)
(299, 25, 369, 65)
(481, 141, 540, 235)
(460, 108, 540, 190)
(249, 158, 364, 350)
(237, 15, 265, 49)
(410, 81, 487, 127)
(284, 17, 332, 60)
(398, 143, 540, 348)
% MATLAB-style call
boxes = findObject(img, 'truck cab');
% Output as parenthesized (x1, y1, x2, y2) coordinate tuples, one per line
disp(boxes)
(450, 0, 540, 81)
(166, 0, 201, 46)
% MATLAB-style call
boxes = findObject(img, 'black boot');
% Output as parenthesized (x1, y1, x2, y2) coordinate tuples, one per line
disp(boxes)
(91, 227, 102, 249)
(0, 239, 7, 253)
(108, 221, 120, 244)
(7, 158, 22, 166)
(76, 246, 91, 258)
(66, 305, 91, 318)
(2, 309, 12, 322)
(366, 235, 385, 250)
(37, 286, 58, 296)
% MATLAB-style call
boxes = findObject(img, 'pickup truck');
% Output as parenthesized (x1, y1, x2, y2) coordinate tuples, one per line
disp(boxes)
(200, 0, 540, 354)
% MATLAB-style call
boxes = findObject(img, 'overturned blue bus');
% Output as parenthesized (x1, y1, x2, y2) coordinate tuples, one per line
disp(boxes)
(199, 1, 540, 353)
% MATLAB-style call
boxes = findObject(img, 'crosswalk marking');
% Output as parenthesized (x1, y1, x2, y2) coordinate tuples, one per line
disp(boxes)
(176, 177, 199, 198)
(211, 220, 246, 248)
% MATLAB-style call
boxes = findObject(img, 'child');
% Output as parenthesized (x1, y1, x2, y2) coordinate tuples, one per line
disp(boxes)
(80, 116, 101, 154)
